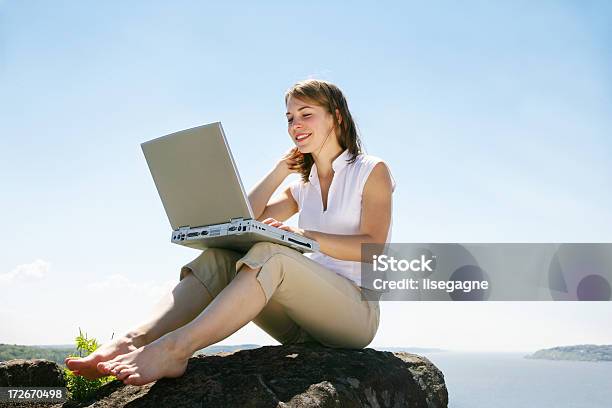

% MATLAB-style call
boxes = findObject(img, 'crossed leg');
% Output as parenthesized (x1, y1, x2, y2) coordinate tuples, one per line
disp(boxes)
(65, 261, 267, 384)
(65, 269, 213, 379)
(98, 264, 267, 385)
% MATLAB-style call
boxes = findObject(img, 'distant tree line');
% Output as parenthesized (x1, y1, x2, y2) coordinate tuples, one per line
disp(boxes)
(0, 344, 77, 366)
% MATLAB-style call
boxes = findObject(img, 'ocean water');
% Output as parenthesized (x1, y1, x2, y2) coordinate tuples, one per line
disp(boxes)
(417, 352, 612, 408)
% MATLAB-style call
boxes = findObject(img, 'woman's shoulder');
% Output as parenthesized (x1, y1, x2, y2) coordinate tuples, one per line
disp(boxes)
(351, 152, 396, 192)
(351, 152, 389, 169)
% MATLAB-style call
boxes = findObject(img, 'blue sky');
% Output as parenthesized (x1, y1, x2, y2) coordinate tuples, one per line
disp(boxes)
(1, 0, 611, 351)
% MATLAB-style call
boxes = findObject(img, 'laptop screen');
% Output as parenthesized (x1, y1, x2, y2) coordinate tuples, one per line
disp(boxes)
(141, 122, 254, 230)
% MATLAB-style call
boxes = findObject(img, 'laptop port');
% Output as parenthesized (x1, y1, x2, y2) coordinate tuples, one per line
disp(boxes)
(201, 231, 209, 235)
(288, 237, 311, 248)
(229, 226, 236, 231)
(187, 232, 199, 237)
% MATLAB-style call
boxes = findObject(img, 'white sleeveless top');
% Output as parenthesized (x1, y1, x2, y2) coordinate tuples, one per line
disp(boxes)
(289, 149, 396, 288)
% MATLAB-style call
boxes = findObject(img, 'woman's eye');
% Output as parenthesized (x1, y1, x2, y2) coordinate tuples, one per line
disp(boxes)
(287, 113, 311, 123)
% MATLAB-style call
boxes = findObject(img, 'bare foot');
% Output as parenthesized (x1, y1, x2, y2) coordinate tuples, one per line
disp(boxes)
(96, 333, 190, 386)
(64, 333, 147, 380)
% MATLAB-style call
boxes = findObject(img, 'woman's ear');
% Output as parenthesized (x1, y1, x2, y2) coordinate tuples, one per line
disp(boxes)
(335, 108, 342, 125)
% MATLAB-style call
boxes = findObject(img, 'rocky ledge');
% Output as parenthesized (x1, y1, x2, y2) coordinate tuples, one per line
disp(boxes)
(0, 343, 448, 407)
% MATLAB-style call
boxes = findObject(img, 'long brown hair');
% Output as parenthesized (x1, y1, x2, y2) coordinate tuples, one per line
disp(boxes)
(285, 79, 363, 183)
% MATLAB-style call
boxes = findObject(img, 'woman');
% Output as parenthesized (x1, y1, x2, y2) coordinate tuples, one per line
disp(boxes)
(65, 79, 396, 386)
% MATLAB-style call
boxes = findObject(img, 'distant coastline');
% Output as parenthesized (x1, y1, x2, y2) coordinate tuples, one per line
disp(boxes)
(0, 343, 449, 367)
(0, 343, 262, 366)
(0, 343, 77, 366)
(374, 346, 446, 353)
(526, 344, 612, 362)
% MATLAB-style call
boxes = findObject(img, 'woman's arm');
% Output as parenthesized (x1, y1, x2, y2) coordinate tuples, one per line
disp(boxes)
(267, 162, 394, 261)
(248, 147, 302, 221)
(248, 163, 290, 220)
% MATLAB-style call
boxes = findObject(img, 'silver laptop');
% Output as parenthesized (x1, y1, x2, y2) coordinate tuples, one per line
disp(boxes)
(140, 122, 319, 254)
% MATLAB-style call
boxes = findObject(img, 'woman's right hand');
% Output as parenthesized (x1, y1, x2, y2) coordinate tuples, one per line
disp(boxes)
(276, 147, 304, 176)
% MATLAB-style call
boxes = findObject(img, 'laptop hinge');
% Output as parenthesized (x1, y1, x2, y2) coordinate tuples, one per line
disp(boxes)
(229, 217, 244, 223)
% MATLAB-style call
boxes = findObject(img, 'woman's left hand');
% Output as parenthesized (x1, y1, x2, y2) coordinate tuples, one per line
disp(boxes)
(262, 218, 305, 236)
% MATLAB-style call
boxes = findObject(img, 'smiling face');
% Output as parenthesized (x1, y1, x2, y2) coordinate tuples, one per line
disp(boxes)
(286, 95, 339, 154)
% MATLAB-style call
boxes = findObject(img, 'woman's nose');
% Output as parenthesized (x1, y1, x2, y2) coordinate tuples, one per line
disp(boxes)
(291, 120, 303, 131)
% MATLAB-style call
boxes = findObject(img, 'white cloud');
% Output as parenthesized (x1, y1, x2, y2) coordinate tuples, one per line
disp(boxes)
(0, 259, 50, 286)
(86, 273, 176, 299)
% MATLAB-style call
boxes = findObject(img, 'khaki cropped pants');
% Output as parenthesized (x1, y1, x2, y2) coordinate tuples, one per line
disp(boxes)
(179, 241, 380, 349)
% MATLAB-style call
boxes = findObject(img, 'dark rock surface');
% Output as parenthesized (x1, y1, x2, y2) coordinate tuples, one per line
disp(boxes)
(0, 359, 67, 408)
(0, 358, 66, 387)
(0, 343, 448, 407)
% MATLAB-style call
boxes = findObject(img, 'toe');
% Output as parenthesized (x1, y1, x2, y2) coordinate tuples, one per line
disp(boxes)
(65, 357, 80, 369)
(117, 368, 136, 380)
(67, 354, 96, 369)
(109, 361, 123, 370)
(124, 373, 142, 386)
(96, 361, 111, 373)
(111, 364, 130, 375)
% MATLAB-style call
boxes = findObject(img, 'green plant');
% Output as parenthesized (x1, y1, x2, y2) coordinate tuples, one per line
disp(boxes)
(64, 328, 116, 401)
